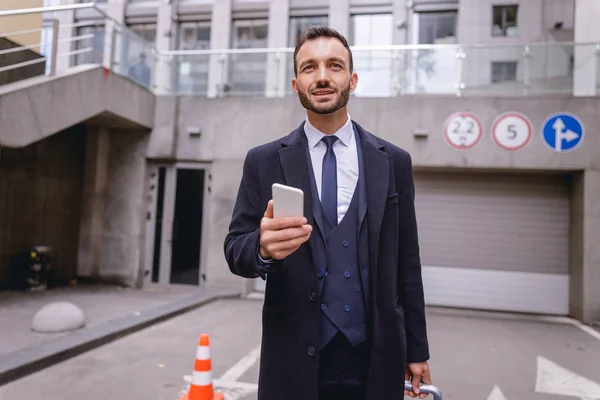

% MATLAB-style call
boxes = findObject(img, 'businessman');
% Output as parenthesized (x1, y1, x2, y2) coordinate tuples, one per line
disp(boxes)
(224, 26, 432, 400)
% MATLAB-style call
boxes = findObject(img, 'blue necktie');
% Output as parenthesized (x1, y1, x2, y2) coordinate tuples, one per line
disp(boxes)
(321, 135, 338, 227)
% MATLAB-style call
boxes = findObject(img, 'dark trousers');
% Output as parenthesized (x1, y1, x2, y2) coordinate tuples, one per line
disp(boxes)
(318, 332, 370, 400)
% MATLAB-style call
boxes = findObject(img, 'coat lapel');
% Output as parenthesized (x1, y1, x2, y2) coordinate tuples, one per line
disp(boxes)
(277, 123, 321, 275)
(354, 122, 389, 276)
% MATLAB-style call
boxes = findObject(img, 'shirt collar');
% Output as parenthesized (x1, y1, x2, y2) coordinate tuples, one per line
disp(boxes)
(304, 114, 353, 149)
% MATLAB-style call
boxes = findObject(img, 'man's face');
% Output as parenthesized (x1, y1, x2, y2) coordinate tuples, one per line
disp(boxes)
(292, 37, 358, 115)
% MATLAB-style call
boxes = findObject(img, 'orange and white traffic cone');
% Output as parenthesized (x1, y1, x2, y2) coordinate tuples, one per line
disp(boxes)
(179, 334, 224, 400)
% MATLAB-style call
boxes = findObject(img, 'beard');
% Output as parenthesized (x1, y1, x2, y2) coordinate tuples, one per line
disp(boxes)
(297, 82, 351, 115)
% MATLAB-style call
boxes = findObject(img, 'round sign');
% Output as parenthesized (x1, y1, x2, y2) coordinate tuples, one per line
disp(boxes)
(443, 112, 483, 150)
(491, 112, 533, 151)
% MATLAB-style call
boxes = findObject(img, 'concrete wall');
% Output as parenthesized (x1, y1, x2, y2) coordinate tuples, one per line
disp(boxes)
(77, 125, 150, 288)
(0, 124, 86, 289)
(0, 37, 45, 86)
(150, 94, 599, 321)
(0, 0, 44, 47)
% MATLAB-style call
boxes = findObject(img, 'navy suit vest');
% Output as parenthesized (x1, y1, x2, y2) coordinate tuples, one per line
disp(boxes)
(317, 186, 368, 348)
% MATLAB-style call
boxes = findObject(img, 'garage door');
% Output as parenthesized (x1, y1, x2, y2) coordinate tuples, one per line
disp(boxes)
(414, 172, 570, 315)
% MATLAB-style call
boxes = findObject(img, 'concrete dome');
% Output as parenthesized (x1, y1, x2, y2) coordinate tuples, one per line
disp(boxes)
(31, 301, 86, 333)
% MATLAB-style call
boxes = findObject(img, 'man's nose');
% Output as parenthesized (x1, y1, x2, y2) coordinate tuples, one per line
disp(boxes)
(315, 66, 330, 84)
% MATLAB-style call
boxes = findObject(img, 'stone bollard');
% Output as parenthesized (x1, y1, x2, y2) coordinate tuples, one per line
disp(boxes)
(31, 301, 86, 333)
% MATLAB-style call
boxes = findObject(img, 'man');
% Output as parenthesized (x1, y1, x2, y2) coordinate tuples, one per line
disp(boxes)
(224, 26, 432, 400)
(128, 52, 151, 87)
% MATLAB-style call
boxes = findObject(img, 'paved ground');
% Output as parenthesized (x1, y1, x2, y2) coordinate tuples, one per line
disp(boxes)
(1, 297, 600, 400)
(0, 283, 207, 356)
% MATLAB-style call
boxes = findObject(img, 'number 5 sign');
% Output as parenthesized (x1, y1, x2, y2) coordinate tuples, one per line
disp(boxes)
(443, 112, 483, 150)
(491, 112, 533, 151)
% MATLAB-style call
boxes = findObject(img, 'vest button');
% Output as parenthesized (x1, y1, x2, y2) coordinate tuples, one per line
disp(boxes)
(344, 271, 351, 278)
(344, 305, 350, 312)
(321, 303, 327, 311)
(308, 346, 316, 356)
(309, 291, 316, 301)
(342, 240, 349, 247)
(317, 269, 325, 278)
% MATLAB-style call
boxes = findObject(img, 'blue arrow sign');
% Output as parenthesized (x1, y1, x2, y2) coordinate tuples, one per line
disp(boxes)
(541, 113, 584, 152)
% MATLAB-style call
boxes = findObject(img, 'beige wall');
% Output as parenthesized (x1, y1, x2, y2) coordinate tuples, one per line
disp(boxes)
(0, 0, 44, 49)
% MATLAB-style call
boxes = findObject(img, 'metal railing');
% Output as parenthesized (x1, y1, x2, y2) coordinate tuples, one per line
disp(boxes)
(0, 2, 156, 90)
(1, 3, 600, 98)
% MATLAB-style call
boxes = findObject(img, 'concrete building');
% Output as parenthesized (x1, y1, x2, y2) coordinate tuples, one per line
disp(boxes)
(0, 0, 599, 324)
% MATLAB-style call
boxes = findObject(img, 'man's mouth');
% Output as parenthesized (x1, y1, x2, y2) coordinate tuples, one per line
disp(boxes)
(312, 89, 335, 98)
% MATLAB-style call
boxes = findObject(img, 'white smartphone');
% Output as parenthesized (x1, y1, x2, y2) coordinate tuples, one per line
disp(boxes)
(272, 183, 304, 218)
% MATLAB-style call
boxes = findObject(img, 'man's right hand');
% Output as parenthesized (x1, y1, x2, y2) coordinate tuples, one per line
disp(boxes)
(259, 200, 312, 260)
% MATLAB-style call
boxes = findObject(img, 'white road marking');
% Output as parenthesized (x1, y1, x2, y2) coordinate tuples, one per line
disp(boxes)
(216, 344, 261, 382)
(487, 386, 507, 400)
(535, 356, 600, 399)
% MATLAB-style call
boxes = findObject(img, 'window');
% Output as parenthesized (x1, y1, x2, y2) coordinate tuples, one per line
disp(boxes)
(229, 19, 269, 95)
(73, 25, 105, 66)
(288, 16, 328, 46)
(177, 22, 211, 95)
(417, 11, 457, 44)
(349, 14, 393, 97)
(129, 23, 156, 44)
(491, 61, 517, 83)
(493, 5, 518, 37)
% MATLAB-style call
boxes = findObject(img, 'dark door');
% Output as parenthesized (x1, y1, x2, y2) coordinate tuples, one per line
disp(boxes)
(170, 168, 205, 285)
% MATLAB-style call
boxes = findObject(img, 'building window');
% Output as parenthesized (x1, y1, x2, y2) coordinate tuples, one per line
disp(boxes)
(176, 22, 211, 95)
(129, 23, 156, 44)
(349, 13, 393, 97)
(491, 61, 517, 83)
(229, 19, 269, 95)
(73, 25, 105, 66)
(417, 11, 457, 45)
(492, 5, 518, 37)
(288, 16, 328, 46)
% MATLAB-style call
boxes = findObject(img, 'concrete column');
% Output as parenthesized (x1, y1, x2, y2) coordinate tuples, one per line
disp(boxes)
(77, 126, 110, 278)
(207, 0, 233, 98)
(328, 0, 350, 39)
(265, 0, 290, 97)
(99, 130, 149, 288)
(154, 0, 176, 94)
(574, 0, 600, 96)
(392, 0, 410, 95)
(570, 169, 600, 323)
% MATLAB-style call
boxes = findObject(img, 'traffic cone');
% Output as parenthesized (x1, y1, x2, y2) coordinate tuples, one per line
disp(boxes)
(179, 334, 224, 400)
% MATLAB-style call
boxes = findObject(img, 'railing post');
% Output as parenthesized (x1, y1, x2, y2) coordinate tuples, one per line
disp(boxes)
(523, 45, 532, 96)
(595, 43, 600, 96)
(217, 53, 227, 97)
(49, 18, 59, 76)
(455, 47, 465, 97)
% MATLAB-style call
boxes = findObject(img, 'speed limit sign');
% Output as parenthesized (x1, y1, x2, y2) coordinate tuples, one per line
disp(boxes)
(443, 112, 483, 150)
(491, 112, 532, 151)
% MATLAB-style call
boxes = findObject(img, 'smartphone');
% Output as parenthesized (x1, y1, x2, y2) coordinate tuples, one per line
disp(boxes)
(272, 183, 304, 218)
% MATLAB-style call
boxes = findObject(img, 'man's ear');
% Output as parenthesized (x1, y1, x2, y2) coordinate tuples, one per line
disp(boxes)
(292, 77, 299, 95)
(349, 72, 358, 93)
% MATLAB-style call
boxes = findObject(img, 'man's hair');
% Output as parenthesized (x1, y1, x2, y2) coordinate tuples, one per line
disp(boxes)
(293, 26, 353, 76)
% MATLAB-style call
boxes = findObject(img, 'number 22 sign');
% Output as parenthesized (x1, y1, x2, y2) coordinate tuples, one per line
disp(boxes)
(443, 112, 483, 150)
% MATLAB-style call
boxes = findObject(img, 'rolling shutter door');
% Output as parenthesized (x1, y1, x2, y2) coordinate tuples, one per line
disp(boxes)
(414, 172, 570, 315)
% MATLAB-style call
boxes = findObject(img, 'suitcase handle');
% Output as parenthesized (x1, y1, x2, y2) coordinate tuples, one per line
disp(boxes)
(404, 381, 443, 400)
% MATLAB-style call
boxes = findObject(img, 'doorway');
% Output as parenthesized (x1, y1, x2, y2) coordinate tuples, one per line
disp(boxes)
(145, 163, 210, 287)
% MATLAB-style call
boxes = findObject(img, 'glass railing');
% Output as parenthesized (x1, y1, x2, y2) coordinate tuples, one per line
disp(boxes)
(162, 43, 600, 98)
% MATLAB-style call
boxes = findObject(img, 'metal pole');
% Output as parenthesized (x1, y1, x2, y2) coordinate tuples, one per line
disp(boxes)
(523, 45, 532, 96)
(595, 43, 600, 96)
(0, 3, 96, 17)
(49, 19, 59, 77)
(455, 47, 465, 97)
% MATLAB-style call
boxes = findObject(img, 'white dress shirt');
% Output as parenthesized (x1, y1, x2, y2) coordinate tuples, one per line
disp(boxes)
(303, 114, 359, 224)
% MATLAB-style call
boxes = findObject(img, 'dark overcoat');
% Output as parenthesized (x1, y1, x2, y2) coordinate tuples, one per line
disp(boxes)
(224, 121, 430, 399)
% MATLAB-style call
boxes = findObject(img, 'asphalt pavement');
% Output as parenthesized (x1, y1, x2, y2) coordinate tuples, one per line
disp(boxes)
(1, 297, 599, 400)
